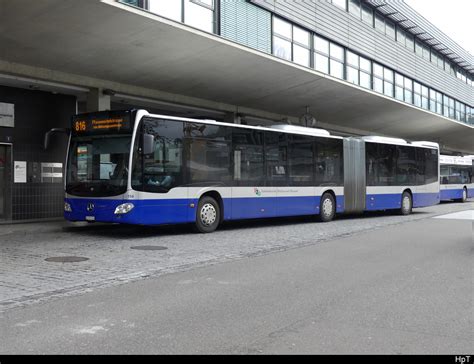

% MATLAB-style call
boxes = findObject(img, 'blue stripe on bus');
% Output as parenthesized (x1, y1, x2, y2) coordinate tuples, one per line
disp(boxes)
(365, 192, 439, 211)
(439, 188, 473, 201)
(66, 192, 438, 225)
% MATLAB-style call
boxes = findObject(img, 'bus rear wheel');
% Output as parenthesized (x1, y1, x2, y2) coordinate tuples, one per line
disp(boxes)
(319, 193, 335, 222)
(195, 196, 220, 233)
(400, 191, 412, 216)
(459, 187, 467, 203)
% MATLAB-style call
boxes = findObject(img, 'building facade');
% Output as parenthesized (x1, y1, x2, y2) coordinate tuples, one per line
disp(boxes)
(0, 0, 473, 222)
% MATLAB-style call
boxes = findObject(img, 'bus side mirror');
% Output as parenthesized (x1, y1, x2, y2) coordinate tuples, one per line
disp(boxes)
(142, 134, 154, 155)
(44, 128, 70, 150)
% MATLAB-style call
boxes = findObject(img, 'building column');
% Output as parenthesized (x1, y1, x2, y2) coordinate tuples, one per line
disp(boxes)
(86, 88, 111, 112)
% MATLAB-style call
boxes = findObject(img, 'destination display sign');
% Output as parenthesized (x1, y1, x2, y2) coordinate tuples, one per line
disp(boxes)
(71, 111, 133, 135)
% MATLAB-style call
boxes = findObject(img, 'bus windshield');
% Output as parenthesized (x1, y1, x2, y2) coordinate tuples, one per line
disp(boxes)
(66, 134, 132, 197)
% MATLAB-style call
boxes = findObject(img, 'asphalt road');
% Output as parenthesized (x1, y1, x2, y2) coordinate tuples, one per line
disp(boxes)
(0, 207, 472, 354)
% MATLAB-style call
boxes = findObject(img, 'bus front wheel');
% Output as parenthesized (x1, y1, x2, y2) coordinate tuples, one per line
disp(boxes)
(400, 191, 412, 216)
(195, 196, 220, 233)
(319, 193, 335, 222)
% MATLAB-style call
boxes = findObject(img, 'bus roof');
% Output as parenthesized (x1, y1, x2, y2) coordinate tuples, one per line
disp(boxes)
(361, 136, 439, 149)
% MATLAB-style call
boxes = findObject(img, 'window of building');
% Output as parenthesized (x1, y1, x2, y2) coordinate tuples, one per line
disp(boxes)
(329, 43, 344, 79)
(413, 82, 422, 108)
(346, 51, 371, 89)
(419, 85, 428, 110)
(349, 0, 360, 18)
(148, 0, 182, 21)
(435, 91, 443, 114)
(331, 0, 347, 11)
(147, 0, 215, 33)
(361, 4, 373, 25)
(385, 21, 395, 40)
(373, 63, 394, 97)
(395, 73, 404, 101)
(184, 0, 215, 33)
(396, 28, 405, 46)
(273, 17, 310, 67)
(375, 13, 385, 33)
(314, 35, 329, 73)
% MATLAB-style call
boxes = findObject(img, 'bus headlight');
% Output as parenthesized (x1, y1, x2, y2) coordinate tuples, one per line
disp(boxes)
(114, 203, 135, 215)
(64, 202, 72, 212)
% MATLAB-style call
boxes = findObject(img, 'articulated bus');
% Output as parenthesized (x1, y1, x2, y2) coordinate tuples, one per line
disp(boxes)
(439, 155, 474, 202)
(50, 110, 440, 233)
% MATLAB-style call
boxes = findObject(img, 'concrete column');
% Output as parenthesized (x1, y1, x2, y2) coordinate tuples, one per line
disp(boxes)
(86, 88, 111, 112)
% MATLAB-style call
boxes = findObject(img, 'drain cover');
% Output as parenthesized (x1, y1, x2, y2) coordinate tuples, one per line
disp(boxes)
(45, 256, 89, 263)
(130, 246, 168, 251)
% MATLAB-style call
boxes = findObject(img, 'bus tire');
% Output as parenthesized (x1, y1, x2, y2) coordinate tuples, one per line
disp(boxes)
(400, 191, 412, 216)
(319, 193, 335, 222)
(195, 196, 220, 233)
(459, 187, 468, 203)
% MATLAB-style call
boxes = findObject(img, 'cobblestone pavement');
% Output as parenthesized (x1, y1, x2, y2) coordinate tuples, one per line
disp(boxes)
(0, 201, 472, 312)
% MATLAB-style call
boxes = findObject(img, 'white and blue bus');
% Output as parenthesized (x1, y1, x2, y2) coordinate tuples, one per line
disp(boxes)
(52, 110, 440, 232)
(439, 155, 474, 202)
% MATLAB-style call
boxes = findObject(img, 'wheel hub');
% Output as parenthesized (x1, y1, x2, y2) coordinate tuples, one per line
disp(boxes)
(200, 203, 217, 226)
(322, 198, 333, 216)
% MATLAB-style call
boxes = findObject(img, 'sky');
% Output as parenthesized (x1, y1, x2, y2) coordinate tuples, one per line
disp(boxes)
(404, 0, 474, 55)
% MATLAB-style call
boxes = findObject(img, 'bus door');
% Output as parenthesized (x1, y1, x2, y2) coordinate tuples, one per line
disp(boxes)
(0, 144, 12, 220)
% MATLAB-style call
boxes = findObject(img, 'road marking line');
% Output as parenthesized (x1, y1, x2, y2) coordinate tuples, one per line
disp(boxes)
(433, 210, 474, 221)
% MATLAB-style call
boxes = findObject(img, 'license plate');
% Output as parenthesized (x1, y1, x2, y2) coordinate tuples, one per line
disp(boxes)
(85, 216, 95, 222)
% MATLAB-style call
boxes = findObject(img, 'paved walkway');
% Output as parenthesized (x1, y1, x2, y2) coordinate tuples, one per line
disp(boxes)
(0, 201, 472, 313)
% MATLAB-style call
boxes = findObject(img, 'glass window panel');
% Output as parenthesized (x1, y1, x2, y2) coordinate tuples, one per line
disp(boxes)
(373, 77, 383, 93)
(273, 36, 292, 60)
(413, 82, 421, 94)
(330, 60, 344, 79)
(361, 4, 373, 25)
(349, 0, 360, 17)
(397, 28, 405, 45)
(421, 85, 428, 97)
(332, 0, 347, 10)
(395, 73, 404, 86)
(373, 63, 383, 77)
(404, 77, 412, 90)
(273, 17, 292, 38)
(404, 89, 412, 104)
(384, 81, 393, 97)
(360, 72, 371, 89)
(405, 34, 414, 51)
(422, 46, 430, 60)
(314, 53, 329, 73)
(314, 35, 329, 55)
(330, 43, 344, 61)
(360, 57, 371, 72)
(346, 66, 359, 84)
(421, 97, 429, 110)
(184, 0, 214, 32)
(346, 51, 359, 67)
(149, 0, 182, 21)
(289, 136, 314, 186)
(375, 13, 385, 32)
(384, 68, 393, 81)
(395, 86, 404, 101)
(293, 26, 310, 47)
(293, 45, 310, 67)
(414, 94, 421, 107)
(386, 21, 395, 39)
(415, 41, 423, 56)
